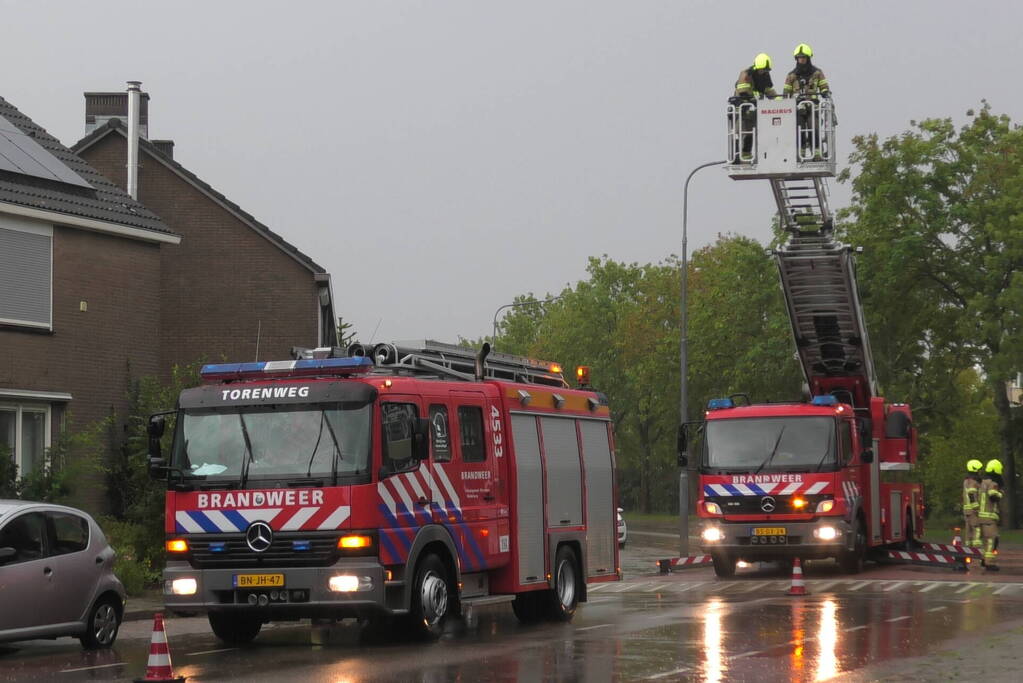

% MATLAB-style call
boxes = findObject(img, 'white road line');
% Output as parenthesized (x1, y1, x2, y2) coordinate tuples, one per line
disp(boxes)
(187, 647, 238, 656)
(993, 584, 1014, 595)
(849, 580, 871, 591)
(845, 625, 868, 632)
(919, 582, 943, 593)
(650, 583, 672, 592)
(646, 666, 690, 680)
(61, 663, 125, 674)
(675, 582, 705, 592)
(927, 606, 947, 613)
(740, 581, 771, 592)
(884, 581, 907, 592)
(577, 623, 613, 632)
(814, 580, 840, 592)
(587, 597, 615, 604)
(886, 615, 911, 623)
(608, 583, 634, 593)
(589, 583, 608, 592)
(732, 650, 764, 659)
(955, 583, 978, 594)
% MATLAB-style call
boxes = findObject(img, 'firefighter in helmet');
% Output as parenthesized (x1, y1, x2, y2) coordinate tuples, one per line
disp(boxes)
(962, 459, 983, 548)
(785, 44, 832, 160)
(731, 53, 779, 162)
(784, 43, 830, 98)
(977, 459, 1004, 570)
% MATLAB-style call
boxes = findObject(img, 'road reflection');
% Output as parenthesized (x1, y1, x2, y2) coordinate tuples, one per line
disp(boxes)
(815, 599, 838, 681)
(702, 598, 724, 682)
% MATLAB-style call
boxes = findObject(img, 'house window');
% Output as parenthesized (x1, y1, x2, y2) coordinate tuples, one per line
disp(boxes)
(0, 404, 50, 477)
(0, 218, 53, 329)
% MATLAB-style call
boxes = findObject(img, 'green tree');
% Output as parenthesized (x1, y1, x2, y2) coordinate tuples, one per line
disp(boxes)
(840, 104, 1023, 526)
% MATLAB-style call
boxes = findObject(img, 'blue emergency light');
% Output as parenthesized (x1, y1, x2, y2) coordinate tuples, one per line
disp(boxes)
(208, 542, 227, 553)
(811, 395, 838, 406)
(201, 356, 374, 382)
(707, 398, 735, 410)
(292, 541, 311, 552)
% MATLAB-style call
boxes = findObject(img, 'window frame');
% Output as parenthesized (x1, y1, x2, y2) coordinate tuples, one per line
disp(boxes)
(0, 217, 53, 330)
(46, 511, 90, 556)
(380, 402, 421, 475)
(457, 405, 487, 464)
(0, 402, 51, 476)
(0, 511, 50, 565)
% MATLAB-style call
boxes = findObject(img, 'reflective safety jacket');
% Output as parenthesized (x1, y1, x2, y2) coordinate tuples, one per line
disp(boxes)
(978, 477, 1002, 521)
(735, 68, 779, 99)
(963, 475, 980, 511)
(784, 67, 830, 97)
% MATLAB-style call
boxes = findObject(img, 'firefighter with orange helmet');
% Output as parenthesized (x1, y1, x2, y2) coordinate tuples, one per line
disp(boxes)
(962, 459, 983, 548)
(978, 459, 1003, 570)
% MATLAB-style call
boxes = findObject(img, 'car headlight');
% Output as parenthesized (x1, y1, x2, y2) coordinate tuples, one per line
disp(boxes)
(328, 575, 373, 592)
(702, 527, 724, 542)
(816, 499, 835, 513)
(704, 501, 722, 515)
(814, 525, 838, 541)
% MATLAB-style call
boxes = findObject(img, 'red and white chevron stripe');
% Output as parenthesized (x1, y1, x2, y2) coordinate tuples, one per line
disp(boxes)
(377, 463, 462, 519)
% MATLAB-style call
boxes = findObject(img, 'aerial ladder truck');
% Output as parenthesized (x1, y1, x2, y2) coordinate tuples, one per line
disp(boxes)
(677, 97, 936, 577)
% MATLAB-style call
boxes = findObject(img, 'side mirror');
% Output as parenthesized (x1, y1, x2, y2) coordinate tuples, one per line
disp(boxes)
(861, 449, 874, 464)
(147, 415, 167, 479)
(0, 547, 16, 565)
(677, 425, 688, 458)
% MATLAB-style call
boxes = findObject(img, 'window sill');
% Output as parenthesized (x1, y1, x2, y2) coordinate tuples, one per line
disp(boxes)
(0, 322, 54, 335)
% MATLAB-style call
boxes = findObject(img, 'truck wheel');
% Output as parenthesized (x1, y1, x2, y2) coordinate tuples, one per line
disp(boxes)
(839, 520, 867, 574)
(542, 545, 580, 622)
(407, 553, 454, 639)
(511, 591, 542, 624)
(208, 612, 262, 644)
(712, 553, 736, 578)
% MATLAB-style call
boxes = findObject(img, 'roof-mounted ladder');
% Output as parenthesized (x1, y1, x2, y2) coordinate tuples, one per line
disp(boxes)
(770, 176, 833, 233)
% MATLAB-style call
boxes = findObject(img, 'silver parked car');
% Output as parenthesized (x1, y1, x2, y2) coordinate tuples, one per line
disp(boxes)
(617, 507, 627, 548)
(0, 500, 125, 648)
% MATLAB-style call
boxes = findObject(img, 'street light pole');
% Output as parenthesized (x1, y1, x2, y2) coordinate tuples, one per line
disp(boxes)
(491, 296, 563, 350)
(679, 159, 726, 557)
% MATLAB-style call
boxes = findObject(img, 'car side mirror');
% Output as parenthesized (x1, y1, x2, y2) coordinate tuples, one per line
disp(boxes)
(677, 425, 687, 458)
(148, 415, 166, 465)
(861, 449, 874, 464)
(0, 547, 16, 565)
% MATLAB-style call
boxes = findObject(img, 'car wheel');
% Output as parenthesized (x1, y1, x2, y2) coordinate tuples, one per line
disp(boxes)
(79, 597, 121, 649)
(407, 553, 454, 639)
(511, 590, 542, 624)
(208, 612, 263, 645)
(839, 520, 867, 574)
(542, 545, 580, 622)
(712, 553, 736, 578)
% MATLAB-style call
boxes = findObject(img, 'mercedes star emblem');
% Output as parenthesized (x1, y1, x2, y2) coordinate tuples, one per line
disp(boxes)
(246, 521, 273, 553)
(760, 496, 776, 513)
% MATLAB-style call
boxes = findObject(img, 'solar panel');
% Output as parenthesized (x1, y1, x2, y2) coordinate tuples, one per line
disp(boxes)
(0, 113, 92, 189)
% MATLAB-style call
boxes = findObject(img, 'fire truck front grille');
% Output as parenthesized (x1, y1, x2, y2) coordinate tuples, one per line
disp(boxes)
(187, 531, 339, 569)
(711, 494, 828, 515)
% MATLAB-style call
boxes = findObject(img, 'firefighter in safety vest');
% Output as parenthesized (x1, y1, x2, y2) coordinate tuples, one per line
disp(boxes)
(978, 459, 1004, 571)
(784, 43, 832, 160)
(962, 459, 983, 548)
(731, 53, 778, 162)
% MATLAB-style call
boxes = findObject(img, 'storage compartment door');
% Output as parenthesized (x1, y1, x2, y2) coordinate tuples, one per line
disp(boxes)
(540, 416, 583, 527)
(511, 414, 545, 584)
(580, 420, 614, 577)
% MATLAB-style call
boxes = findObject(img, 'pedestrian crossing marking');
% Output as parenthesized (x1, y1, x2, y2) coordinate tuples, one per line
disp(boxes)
(600, 578, 1023, 598)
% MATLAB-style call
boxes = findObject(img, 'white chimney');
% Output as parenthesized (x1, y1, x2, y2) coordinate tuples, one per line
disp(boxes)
(126, 81, 142, 200)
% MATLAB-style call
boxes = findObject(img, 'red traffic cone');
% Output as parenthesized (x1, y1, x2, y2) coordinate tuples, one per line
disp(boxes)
(952, 527, 963, 546)
(786, 557, 809, 596)
(134, 613, 186, 683)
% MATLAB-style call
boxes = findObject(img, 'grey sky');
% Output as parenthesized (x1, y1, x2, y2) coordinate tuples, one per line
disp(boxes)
(3, 1, 1021, 344)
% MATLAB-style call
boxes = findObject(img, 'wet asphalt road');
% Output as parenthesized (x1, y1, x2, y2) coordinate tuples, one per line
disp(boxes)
(4, 540, 1023, 682)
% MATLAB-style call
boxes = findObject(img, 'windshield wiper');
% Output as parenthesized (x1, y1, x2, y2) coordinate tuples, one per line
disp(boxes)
(753, 427, 786, 475)
(237, 413, 256, 488)
(320, 411, 345, 486)
(305, 412, 327, 477)
(813, 428, 835, 473)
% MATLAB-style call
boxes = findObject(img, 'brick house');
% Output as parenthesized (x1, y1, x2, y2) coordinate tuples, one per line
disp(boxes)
(72, 89, 338, 378)
(0, 95, 176, 508)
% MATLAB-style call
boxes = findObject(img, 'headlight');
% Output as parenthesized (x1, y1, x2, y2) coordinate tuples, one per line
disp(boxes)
(702, 527, 724, 542)
(166, 578, 197, 595)
(816, 499, 835, 513)
(814, 526, 838, 541)
(704, 501, 722, 515)
(328, 575, 373, 592)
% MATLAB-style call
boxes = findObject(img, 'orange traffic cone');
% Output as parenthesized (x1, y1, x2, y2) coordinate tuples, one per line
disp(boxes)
(952, 527, 963, 546)
(786, 557, 808, 596)
(134, 613, 186, 683)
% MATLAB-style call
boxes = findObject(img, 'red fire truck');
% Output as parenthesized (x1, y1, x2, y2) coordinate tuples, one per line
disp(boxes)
(686, 98, 923, 578)
(149, 341, 619, 643)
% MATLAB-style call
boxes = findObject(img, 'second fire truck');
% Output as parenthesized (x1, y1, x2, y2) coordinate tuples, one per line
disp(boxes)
(683, 97, 924, 577)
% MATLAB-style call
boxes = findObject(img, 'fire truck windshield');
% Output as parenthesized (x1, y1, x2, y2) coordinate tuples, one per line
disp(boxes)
(703, 416, 836, 473)
(170, 402, 372, 483)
